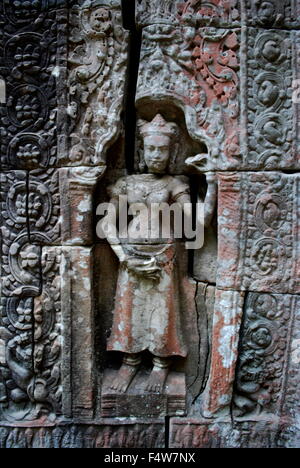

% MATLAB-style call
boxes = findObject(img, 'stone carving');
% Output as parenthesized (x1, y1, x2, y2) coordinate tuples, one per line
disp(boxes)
(0, 3, 66, 170)
(0, 421, 165, 448)
(178, 0, 240, 27)
(67, 0, 128, 166)
(234, 293, 299, 418)
(0, 0, 299, 450)
(170, 418, 291, 448)
(102, 114, 217, 398)
(136, 18, 240, 169)
(201, 289, 245, 417)
(244, 29, 295, 169)
(244, 0, 300, 29)
(217, 173, 299, 294)
(0, 247, 61, 421)
(59, 166, 104, 245)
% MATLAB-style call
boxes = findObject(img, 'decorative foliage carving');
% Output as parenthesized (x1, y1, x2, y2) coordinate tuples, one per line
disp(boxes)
(245, 29, 295, 169)
(217, 173, 299, 294)
(29, 169, 61, 244)
(0, 2, 67, 170)
(178, 0, 240, 27)
(233, 293, 298, 418)
(136, 22, 240, 169)
(245, 0, 300, 29)
(67, 0, 128, 166)
(0, 248, 61, 421)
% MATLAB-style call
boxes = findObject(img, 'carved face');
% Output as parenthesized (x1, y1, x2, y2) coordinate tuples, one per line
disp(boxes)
(90, 8, 111, 32)
(143, 134, 171, 174)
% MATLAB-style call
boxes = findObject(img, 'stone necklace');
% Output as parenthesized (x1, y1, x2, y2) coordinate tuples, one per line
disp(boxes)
(132, 174, 170, 201)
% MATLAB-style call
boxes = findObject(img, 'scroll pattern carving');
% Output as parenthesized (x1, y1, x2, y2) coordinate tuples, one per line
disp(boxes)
(67, 0, 128, 166)
(217, 173, 299, 294)
(0, 1, 67, 423)
(0, 246, 62, 421)
(233, 293, 297, 417)
(0, 1, 67, 170)
(246, 29, 295, 169)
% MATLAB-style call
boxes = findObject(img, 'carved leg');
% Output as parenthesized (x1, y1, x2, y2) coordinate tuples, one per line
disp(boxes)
(110, 353, 141, 393)
(145, 356, 170, 393)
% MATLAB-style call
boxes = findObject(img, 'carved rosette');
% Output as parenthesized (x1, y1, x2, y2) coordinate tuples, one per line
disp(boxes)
(0, 2, 67, 170)
(67, 0, 129, 166)
(0, 170, 62, 421)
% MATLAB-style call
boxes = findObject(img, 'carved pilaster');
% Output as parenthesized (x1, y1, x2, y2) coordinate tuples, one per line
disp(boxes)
(59, 166, 104, 246)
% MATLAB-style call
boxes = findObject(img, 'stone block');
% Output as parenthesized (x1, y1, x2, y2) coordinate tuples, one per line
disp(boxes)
(217, 172, 300, 294)
(61, 246, 95, 419)
(242, 28, 297, 170)
(233, 293, 300, 419)
(101, 369, 186, 418)
(201, 289, 245, 417)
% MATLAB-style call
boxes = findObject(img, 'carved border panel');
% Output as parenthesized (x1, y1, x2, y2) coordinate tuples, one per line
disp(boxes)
(217, 172, 300, 294)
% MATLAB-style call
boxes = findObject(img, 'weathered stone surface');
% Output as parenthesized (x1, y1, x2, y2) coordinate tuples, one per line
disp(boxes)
(136, 0, 241, 29)
(169, 417, 294, 448)
(0, 0, 299, 450)
(243, 0, 300, 29)
(193, 282, 216, 398)
(217, 172, 300, 294)
(0, 246, 62, 422)
(0, 2, 67, 171)
(66, 0, 129, 167)
(61, 246, 95, 419)
(201, 289, 245, 417)
(0, 171, 41, 297)
(136, 24, 241, 171)
(59, 166, 104, 245)
(242, 28, 297, 170)
(101, 369, 186, 418)
(234, 293, 299, 419)
(0, 420, 165, 448)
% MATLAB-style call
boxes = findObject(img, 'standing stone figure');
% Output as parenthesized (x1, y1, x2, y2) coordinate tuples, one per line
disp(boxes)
(103, 114, 216, 393)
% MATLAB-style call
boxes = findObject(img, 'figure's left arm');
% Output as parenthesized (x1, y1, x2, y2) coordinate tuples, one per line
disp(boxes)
(203, 172, 218, 228)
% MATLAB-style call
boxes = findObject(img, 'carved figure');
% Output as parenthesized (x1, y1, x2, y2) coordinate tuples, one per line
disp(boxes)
(103, 114, 217, 393)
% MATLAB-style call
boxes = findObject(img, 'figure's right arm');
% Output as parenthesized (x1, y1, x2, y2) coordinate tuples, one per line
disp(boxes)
(106, 197, 128, 264)
(96, 194, 128, 264)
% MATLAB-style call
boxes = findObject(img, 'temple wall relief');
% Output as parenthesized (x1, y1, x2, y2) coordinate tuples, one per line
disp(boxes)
(0, 0, 299, 448)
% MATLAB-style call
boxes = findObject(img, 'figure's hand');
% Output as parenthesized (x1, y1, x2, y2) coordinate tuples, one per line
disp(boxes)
(125, 257, 161, 281)
(185, 154, 209, 173)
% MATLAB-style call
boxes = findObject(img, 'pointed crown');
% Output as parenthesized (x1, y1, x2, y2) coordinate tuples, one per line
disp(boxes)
(140, 114, 178, 138)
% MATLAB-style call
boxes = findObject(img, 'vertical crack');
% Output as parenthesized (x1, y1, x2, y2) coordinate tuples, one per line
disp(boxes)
(121, 0, 142, 174)
(230, 290, 249, 425)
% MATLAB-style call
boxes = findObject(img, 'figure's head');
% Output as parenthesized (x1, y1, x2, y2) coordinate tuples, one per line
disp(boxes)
(139, 114, 178, 174)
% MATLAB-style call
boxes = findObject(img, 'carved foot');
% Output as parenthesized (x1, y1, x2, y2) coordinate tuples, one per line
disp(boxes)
(110, 354, 141, 393)
(145, 366, 169, 393)
(110, 364, 139, 393)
